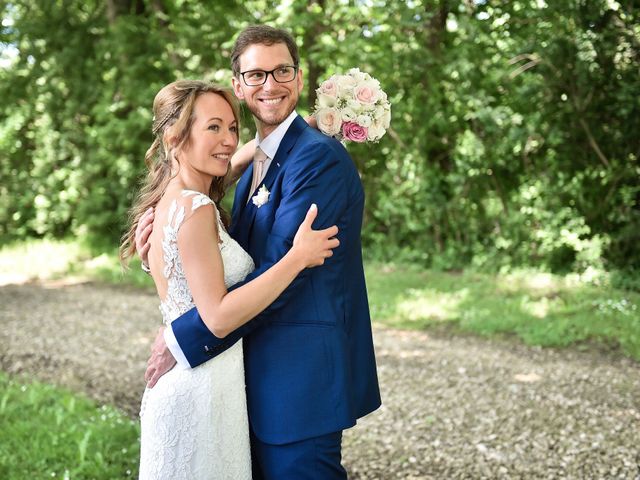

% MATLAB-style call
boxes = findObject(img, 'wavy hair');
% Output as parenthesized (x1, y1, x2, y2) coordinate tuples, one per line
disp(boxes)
(119, 80, 240, 266)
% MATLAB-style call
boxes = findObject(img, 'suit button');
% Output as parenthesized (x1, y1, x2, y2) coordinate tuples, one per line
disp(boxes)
(204, 345, 214, 356)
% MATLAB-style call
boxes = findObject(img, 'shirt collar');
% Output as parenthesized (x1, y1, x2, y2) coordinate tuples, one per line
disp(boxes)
(254, 110, 299, 159)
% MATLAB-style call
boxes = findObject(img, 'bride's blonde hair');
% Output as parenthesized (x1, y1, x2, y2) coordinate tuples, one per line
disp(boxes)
(119, 80, 240, 266)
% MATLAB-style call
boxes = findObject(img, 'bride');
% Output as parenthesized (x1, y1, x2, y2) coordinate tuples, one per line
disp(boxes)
(119, 80, 339, 479)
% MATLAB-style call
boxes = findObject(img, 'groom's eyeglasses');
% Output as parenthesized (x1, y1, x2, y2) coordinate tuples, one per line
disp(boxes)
(239, 65, 299, 86)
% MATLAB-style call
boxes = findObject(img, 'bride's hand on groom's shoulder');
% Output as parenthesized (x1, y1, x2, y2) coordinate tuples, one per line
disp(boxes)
(292, 204, 340, 268)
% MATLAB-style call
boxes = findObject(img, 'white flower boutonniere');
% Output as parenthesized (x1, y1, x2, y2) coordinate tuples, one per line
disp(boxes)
(252, 185, 270, 208)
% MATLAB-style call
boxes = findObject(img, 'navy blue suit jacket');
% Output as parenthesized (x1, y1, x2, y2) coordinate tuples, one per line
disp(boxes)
(171, 115, 381, 445)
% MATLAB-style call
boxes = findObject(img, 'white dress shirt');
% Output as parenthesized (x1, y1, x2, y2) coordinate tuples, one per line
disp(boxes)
(164, 110, 300, 368)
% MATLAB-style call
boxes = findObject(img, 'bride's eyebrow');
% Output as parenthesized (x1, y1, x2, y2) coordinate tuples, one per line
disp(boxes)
(206, 117, 223, 122)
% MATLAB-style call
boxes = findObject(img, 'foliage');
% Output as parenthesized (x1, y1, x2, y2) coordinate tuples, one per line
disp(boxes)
(0, 372, 139, 479)
(0, 0, 638, 278)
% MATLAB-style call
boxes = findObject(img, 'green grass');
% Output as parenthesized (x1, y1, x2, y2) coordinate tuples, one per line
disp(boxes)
(2, 239, 639, 360)
(366, 264, 640, 360)
(0, 372, 139, 479)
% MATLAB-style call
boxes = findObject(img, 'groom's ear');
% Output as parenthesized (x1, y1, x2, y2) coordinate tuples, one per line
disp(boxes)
(232, 76, 245, 101)
(297, 67, 304, 91)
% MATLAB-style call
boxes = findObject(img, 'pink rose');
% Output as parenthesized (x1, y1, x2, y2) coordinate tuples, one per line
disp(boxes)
(354, 81, 381, 104)
(342, 121, 368, 143)
(319, 79, 337, 98)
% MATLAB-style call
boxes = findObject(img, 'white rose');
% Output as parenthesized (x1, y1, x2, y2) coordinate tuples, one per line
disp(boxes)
(367, 120, 386, 141)
(336, 75, 357, 96)
(381, 106, 391, 129)
(348, 68, 367, 83)
(356, 114, 372, 127)
(316, 92, 337, 108)
(347, 99, 364, 114)
(315, 107, 342, 136)
(341, 106, 358, 122)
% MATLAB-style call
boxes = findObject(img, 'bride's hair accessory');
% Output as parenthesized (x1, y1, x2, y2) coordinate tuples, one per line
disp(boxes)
(152, 103, 181, 135)
(313, 68, 391, 143)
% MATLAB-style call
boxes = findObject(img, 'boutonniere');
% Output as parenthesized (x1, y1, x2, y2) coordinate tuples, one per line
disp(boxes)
(252, 185, 270, 208)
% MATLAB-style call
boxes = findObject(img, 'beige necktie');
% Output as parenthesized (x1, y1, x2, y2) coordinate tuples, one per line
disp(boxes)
(248, 147, 268, 202)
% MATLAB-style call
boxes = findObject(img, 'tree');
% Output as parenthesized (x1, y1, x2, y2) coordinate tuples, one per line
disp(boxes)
(1, 0, 638, 279)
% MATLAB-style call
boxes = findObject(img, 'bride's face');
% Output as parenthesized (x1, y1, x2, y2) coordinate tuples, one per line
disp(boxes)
(180, 92, 239, 178)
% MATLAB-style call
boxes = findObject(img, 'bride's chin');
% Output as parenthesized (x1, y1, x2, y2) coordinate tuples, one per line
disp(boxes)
(209, 169, 228, 179)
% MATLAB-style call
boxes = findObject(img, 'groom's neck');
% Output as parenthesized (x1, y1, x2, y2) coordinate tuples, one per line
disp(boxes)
(256, 121, 278, 140)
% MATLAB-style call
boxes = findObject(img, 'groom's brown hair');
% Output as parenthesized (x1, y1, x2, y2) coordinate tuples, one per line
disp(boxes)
(231, 25, 300, 77)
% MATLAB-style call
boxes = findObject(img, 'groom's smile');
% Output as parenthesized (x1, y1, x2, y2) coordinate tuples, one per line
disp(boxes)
(259, 97, 285, 105)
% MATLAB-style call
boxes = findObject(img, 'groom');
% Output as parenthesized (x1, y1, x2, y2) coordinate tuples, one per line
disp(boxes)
(141, 25, 380, 479)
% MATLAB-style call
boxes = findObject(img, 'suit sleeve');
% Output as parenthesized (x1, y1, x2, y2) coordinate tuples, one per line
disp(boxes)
(171, 141, 349, 368)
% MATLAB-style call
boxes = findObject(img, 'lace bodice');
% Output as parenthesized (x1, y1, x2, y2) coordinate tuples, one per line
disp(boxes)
(159, 190, 254, 325)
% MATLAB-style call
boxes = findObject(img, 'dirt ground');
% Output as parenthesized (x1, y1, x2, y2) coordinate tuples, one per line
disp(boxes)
(1, 280, 639, 479)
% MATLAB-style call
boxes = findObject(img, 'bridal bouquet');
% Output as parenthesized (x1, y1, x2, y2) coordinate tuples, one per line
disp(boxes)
(313, 68, 391, 143)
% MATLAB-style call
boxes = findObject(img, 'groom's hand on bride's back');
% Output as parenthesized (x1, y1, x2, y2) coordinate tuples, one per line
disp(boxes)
(136, 207, 155, 266)
(145, 326, 177, 388)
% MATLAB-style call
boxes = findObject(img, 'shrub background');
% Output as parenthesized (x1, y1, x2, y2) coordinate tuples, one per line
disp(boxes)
(1, 0, 638, 280)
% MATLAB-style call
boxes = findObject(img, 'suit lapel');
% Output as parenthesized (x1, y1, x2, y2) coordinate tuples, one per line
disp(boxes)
(230, 164, 253, 246)
(231, 116, 309, 249)
(272, 115, 308, 169)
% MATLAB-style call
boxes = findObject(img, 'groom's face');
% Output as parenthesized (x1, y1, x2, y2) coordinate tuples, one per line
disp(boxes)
(232, 42, 303, 137)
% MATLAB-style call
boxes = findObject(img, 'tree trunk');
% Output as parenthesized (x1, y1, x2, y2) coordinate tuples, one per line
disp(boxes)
(303, 0, 327, 110)
(426, 0, 450, 56)
(106, 0, 146, 24)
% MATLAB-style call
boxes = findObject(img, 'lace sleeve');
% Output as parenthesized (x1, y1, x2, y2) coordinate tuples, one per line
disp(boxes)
(161, 191, 215, 281)
(180, 189, 228, 232)
(181, 189, 214, 210)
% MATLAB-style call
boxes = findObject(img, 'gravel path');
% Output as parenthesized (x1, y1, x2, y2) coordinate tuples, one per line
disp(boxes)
(1, 281, 639, 479)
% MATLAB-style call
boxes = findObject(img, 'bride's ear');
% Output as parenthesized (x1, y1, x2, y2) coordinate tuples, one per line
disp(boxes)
(163, 126, 179, 149)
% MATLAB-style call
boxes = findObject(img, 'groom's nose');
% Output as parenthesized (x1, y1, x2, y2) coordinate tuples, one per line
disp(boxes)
(262, 73, 278, 91)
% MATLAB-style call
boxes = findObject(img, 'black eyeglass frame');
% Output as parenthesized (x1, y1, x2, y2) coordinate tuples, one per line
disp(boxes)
(239, 65, 299, 86)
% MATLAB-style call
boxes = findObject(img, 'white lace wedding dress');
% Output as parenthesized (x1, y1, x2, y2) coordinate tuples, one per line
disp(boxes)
(138, 190, 254, 480)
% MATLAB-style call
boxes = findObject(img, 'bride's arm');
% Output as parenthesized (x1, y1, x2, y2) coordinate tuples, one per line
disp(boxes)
(178, 204, 338, 338)
(225, 139, 256, 187)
